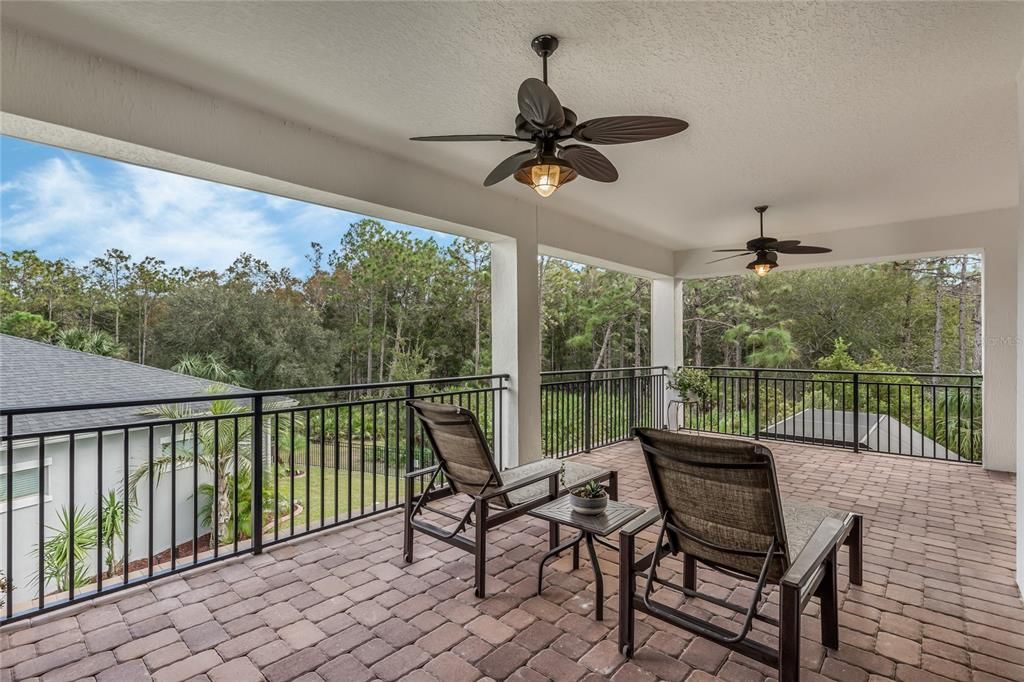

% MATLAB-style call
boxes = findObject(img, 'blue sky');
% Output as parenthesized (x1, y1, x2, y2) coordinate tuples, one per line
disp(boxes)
(0, 135, 454, 277)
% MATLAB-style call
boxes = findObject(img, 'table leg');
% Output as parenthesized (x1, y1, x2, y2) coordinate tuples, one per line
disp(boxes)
(537, 530, 584, 596)
(584, 532, 604, 621)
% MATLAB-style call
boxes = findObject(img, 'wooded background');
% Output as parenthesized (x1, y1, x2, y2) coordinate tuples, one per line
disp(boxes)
(0, 217, 981, 390)
(684, 257, 982, 374)
(0, 219, 647, 389)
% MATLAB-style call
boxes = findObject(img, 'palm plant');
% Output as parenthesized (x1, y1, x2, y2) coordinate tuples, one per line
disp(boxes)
(35, 506, 98, 592)
(198, 470, 290, 544)
(131, 385, 298, 545)
(131, 386, 252, 543)
(172, 353, 245, 384)
(934, 391, 983, 461)
(55, 327, 127, 358)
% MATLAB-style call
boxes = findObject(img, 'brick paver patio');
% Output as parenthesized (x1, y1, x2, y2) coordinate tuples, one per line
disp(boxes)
(1, 440, 1020, 681)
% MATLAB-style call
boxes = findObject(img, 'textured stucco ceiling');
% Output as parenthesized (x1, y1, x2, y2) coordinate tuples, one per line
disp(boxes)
(3, 1, 1023, 250)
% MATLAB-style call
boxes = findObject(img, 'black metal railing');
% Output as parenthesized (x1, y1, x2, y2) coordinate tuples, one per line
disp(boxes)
(541, 366, 668, 458)
(0, 374, 506, 624)
(672, 367, 982, 463)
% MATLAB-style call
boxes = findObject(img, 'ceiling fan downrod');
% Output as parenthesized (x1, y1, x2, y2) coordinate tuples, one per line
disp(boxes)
(755, 205, 769, 238)
(531, 34, 559, 84)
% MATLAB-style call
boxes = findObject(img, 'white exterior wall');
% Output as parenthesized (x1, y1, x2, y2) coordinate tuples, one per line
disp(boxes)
(2, 427, 213, 610)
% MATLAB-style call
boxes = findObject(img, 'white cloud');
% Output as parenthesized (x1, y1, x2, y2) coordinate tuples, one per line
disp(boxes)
(1, 156, 308, 272)
(0, 149, 460, 275)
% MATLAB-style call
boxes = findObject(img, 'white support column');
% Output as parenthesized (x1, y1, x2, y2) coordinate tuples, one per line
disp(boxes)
(651, 277, 685, 427)
(1015, 61, 1024, 593)
(491, 235, 542, 467)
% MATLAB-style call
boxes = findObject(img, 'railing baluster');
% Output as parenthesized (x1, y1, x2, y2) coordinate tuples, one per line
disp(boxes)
(37, 435, 44, 610)
(213, 418, 220, 558)
(289, 412, 295, 537)
(320, 407, 326, 529)
(147, 426, 154, 578)
(252, 397, 264, 555)
(852, 373, 860, 454)
(192, 422, 198, 565)
(305, 409, 312, 526)
(97, 430, 104, 593)
(273, 413, 280, 542)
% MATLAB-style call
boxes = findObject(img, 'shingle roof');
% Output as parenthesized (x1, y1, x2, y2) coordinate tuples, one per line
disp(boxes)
(0, 334, 243, 436)
(761, 408, 961, 461)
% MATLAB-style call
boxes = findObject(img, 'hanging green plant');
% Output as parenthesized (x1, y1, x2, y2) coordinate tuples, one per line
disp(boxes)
(668, 367, 712, 406)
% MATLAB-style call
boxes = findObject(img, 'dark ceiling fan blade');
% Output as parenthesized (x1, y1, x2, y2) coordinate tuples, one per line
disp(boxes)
(706, 252, 754, 264)
(483, 149, 536, 187)
(410, 134, 520, 142)
(774, 245, 832, 255)
(518, 78, 565, 130)
(711, 249, 753, 253)
(764, 239, 799, 249)
(572, 116, 689, 145)
(559, 144, 618, 182)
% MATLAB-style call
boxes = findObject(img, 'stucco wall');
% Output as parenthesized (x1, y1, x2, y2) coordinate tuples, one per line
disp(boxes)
(3, 427, 213, 610)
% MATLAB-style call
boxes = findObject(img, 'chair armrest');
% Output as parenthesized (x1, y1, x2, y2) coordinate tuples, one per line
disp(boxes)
(780, 516, 845, 590)
(479, 461, 561, 500)
(619, 508, 661, 537)
(404, 465, 440, 479)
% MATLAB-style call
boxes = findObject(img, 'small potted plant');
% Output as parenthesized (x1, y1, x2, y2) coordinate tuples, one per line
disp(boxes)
(561, 464, 608, 515)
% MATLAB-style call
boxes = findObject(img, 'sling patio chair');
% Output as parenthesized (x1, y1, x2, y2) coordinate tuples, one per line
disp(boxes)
(618, 429, 863, 682)
(404, 399, 616, 598)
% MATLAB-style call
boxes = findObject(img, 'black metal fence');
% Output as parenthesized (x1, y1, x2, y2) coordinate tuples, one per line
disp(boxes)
(0, 374, 506, 625)
(540, 366, 668, 458)
(673, 367, 982, 463)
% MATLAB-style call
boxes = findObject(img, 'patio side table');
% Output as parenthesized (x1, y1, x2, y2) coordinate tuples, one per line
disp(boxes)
(529, 495, 647, 621)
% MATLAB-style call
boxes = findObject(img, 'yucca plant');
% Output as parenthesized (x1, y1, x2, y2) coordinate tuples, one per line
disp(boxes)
(100, 488, 138, 578)
(35, 506, 98, 592)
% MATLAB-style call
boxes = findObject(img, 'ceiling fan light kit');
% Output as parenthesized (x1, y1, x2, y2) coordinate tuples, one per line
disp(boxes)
(708, 205, 833, 275)
(411, 34, 689, 197)
(514, 155, 577, 197)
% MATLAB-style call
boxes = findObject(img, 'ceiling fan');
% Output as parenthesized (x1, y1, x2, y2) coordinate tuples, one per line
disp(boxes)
(708, 206, 832, 276)
(410, 34, 689, 198)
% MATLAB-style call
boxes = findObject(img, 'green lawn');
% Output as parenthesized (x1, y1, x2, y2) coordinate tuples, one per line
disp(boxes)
(271, 465, 409, 531)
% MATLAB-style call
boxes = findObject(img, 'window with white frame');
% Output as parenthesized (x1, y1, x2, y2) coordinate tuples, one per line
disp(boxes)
(0, 461, 51, 506)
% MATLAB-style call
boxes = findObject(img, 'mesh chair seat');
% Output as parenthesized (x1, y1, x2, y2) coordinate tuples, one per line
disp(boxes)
(782, 500, 848, 563)
(502, 460, 608, 506)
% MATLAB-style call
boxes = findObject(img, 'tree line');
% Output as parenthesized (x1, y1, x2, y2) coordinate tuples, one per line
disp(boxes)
(683, 256, 982, 374)
(1, 219, 652, 390)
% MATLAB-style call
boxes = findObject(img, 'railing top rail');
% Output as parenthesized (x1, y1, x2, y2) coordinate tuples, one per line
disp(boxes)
(686, 365, 982, 380)
(0, 373, 510, 418)
(541, 366, 668, 376)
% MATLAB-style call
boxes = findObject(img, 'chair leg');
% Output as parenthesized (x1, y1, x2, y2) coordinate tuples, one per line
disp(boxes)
(618, 531, 636, 658)
(683, 554, 697, 591)
(549, 475, 560, 551)
(819, 548, 839, 650)
(474, 498, 488, 598)
(403, 480, 414, 563)
(779, 583, 801, 682)
(608, 471, 618, 501)
(847, 514, 864, 586)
